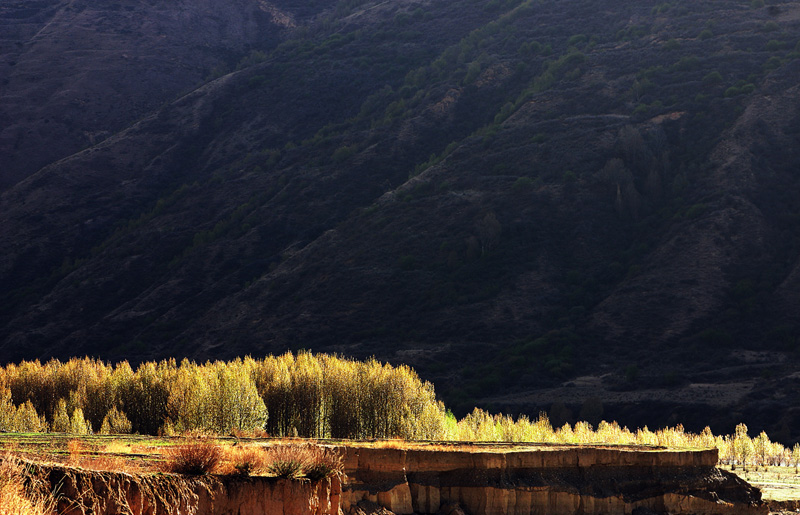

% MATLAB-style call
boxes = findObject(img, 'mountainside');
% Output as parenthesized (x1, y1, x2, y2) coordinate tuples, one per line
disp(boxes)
(2, 0, 800, 439)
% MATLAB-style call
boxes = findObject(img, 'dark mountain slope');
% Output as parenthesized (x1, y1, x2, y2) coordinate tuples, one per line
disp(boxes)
(0, 0, 303, 190)
(2, 0, 800, 438)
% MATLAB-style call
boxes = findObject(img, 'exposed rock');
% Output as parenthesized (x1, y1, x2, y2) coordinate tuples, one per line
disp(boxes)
(349, 500, 397, 515)
(339, 446, 765, 515)
(16, 445, 765, 515)
(35, 462, 342, 515)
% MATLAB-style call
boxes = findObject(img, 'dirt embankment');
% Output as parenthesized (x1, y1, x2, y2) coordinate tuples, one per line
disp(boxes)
(339, 445, 765, 515)
(20, 444, 767, 515)
(29, 462, 341, 515)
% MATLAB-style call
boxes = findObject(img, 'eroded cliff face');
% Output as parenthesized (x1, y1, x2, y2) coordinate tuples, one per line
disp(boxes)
(34, 463, 341, 515)
(24, 445, 765, 515)
(339, 445, 766, 515)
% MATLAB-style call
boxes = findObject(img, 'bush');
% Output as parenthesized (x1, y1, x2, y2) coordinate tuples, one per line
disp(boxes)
(672, 56, 700, 72)
(664, 38, 680, 51)
(331, 145, 355, 163)
(302, 446, 344, 481)
(702, 71, 723, 85)
(264, 444, 343, 480)
(698, 29, 713, 40)
(265, 444, 309, 479)
(226, 446, 268, 476)
(766, 40, 787, 51)
(163, 439, 223, 475)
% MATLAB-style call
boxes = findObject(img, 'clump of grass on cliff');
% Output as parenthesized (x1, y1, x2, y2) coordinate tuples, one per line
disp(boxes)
(0, 455, 54, 515)
(301, 445, 344, 481)
(162, 439, 223, 475)
(265, 444, 343, 480)
(225, 445, 269, 476)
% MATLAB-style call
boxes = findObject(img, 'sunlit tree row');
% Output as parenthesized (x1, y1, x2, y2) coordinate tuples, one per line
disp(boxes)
(0, 354, 796, 469)
(446, 410, 798, 471)
(0, 354, 443, 439)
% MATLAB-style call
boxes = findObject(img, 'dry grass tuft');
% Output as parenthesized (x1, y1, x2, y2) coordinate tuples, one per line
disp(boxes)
(231, 428, 270, 439)
(67, 439, 87, 465)
(302, 445, 344, 481)
(264, 444, 308, 479)
(223, 445, 268, 476)
(0, 454, 55, 515)
(101, 440, 133, 455)
(264, 444, 343, 480)
(162, 439, 223, 475)
(78, 455, 136, 473)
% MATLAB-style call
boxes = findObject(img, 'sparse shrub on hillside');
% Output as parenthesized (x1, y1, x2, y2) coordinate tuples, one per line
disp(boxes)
(764, 56, 782, 71)
(331, 145, 355, 163)
(567, 34, 587, 47)
(236, 50, 266, 70)
(672, 55, 700, 72)
(698, 29, 713, 40)
(724, 82, 756, 97)
(766, 39, 787, 51)
(512, 176, 535, 191)
(702, 71, 723, 85)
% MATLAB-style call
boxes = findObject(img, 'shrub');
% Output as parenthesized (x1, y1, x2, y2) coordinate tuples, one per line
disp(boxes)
(163, 439, 223, 475)
(331, 145, 355, 163)
(263, 444, 343, 480)
(762, 21, 779, 32)
(766, 39, 787, 51)
(265, 444, 309, 479)
(672, 56, 700, 72)
(226, 446, 268, 476)
(567, 34, 587, 47)
(664, 38, 680, 51)
(702, 71, 723, 85)
(764, 56, 782, 71)
(302, 446, 344, 481)
(512, 177, 535, 191)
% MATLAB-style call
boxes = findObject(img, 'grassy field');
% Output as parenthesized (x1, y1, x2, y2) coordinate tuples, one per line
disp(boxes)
(0, 433, 174, 472)
(722, 464, 800, 503)
(0, 432, 693, 472)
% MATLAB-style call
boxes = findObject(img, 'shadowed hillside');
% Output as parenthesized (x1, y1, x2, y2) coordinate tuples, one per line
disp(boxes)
(2, 0, 800, 439)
